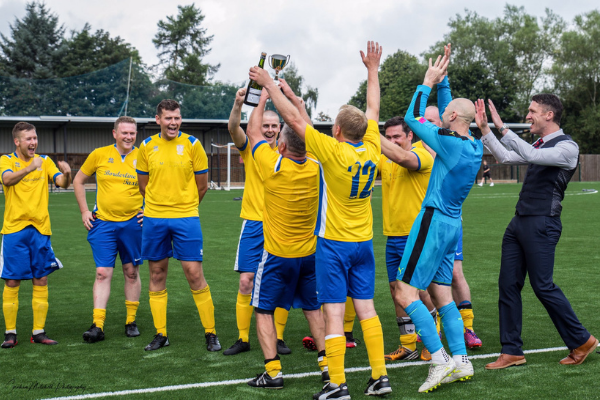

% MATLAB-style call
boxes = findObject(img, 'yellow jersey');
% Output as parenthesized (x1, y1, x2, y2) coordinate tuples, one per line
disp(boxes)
(238, 137, 277, 222)
(0, 153, 61, 235)
(379, 141, 434, 236)
(79, 145, 143, 222)
(136, 131, 208, 218)
(253, 141, 319, 258)
(305, 120, 380, 242)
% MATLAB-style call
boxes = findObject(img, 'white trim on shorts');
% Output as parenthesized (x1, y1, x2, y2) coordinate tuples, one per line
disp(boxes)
(251, 249, 269, 308)
(233, 220, 247, 272)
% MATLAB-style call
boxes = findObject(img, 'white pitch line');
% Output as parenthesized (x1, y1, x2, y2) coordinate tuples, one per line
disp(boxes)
(42, 344, 598, 400)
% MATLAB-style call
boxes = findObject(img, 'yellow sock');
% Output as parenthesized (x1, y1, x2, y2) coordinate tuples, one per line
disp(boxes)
(343, 297, 356, 333)
(125, 301, 139, 325)
(318, 350, 328, 372)
(191, 286, 216, 334)
(274, 307, 288, 341)
(265, 358, 282, 378)
(360, 315, 387, 379)
(460, 308, 475, 332)
(32, 285, 49, 333)
(93, 308, 106, 330)
(3, 285, 19, 332)
(236, 292, 253, 342)
(429, 308, 441, 335)
(149, 289, 168, 336)
(326, 335, 347, 385)
(400, 333, 418, 351)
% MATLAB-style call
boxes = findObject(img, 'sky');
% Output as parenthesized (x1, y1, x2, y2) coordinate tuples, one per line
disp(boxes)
(0, 0, 598, 118)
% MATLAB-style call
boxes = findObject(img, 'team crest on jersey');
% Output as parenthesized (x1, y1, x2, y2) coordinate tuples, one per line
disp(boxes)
(176, 145, 184, 155)
(133, 159, 137, 168)
(153, 146, 159, 152)
(15, 162, 20, 168)
(108, 157, 114, 163)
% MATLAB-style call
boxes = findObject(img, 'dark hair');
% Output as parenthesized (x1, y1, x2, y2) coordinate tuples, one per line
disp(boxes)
(114, 116, 137, 131)
(280, 124, 306, 156)
(156, 99, 180, 116)
(531, 94, 563, 125)
(12, 122, 36, 139)
(383, 116, 410, 136)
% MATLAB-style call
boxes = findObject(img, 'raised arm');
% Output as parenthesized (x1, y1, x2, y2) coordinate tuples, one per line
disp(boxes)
(361, 41, 382, 122)
(228, 88, 250, 148)
(279, 78, 313, 127)
(250, 67, 307, 140)
(404, 55, 451, 156)
(1, 156, 43, 186)
(246, 90, 270, 149)
(437, 44, 452, 115)
(380, 134, 421, 170)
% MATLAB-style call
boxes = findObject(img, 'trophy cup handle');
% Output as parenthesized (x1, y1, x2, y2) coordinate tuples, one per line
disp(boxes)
(285, 55, 290, 65)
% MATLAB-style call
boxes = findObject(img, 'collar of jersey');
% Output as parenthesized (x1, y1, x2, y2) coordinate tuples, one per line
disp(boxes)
(344, 141, 364, 147)
(289, 157, 307, 164)
(158, 131, 182, 139)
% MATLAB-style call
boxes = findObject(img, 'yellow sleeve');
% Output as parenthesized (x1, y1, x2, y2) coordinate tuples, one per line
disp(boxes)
(364, 120, 381, 154)
(192, 139, 208, 174)
(412, 146, 434, 173)
(136, 142, 148, 175)
(305, 124, 336, 163)
(79, 149, 98, 176)
(252, 141, 279, 181)
(44, 156, 61, 185)
(0, 155, 12, 185)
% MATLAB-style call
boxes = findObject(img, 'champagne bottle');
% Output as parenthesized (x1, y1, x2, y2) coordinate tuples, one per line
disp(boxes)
(243, 52, 267, 107)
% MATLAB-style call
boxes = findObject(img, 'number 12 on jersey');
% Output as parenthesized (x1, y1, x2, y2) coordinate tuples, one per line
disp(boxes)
(348, 160, 376, 199)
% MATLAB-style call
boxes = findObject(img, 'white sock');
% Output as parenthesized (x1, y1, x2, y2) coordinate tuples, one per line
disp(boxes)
(431, 347, 450, 364)
(453, 354, 469, 365)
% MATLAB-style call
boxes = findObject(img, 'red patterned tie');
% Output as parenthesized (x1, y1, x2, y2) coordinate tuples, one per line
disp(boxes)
(533, 138, 544, 149)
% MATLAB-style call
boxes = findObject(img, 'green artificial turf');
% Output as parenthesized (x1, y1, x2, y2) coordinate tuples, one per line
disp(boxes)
(0, 182, 598, 399)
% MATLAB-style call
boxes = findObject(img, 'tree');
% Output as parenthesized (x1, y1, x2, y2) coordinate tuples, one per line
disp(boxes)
(57, 24, 142, 77)
(279, 62, 318, 117)
(153, 4, 219, 85)
(424, 5, 564, 122)
(349, 50, 425, 121)
(315, 111, 332, 122)
(0, 1, 66, 79)
(550, 10, 600, 153)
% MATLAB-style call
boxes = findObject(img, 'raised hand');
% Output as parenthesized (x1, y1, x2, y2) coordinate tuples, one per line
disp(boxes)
(234, 88, 246, 106)
(474, 99, 491, 135)
(487, 99, 505, 130)
(443, 43, 451, 77)
(249, 66, 273, 88)
(360, 41, 382, 71)
(278, 78, 296, 100)
(423, 54, 450, 87)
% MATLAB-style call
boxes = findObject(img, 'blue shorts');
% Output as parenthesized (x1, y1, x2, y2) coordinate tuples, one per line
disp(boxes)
(386, 236, 408, 282)
(88, 216, 142, 268)
(397, 208, 461, 289)
(454, 226, 464, 261)
(234, 220, 264, 273)
(251, 251, 319, 311)
(142, 217, 203, 262)
(315, 238, 375, 303)
(0, 225, 63, 280)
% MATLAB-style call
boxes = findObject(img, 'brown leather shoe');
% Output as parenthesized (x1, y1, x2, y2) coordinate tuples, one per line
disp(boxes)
(559, 335, 599, 365)
(485, 354, 526, 369)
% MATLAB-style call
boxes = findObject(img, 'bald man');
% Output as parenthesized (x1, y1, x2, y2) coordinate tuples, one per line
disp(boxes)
(426, 74, 484, 350)
(381, 53, 483, 393)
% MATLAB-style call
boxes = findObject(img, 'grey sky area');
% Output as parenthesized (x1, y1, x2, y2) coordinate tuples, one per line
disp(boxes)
(0, 0, 597, 118)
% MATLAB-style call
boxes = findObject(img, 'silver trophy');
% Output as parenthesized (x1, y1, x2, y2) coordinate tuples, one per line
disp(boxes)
(268, 54, 290, 84)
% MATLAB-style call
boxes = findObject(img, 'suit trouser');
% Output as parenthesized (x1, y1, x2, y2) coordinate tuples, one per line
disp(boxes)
(498, 215, 590, 355)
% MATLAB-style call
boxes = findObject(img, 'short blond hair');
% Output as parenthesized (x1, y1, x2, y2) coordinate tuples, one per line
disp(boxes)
(114, 116, 137, 131)
(336, 105, 368, 142)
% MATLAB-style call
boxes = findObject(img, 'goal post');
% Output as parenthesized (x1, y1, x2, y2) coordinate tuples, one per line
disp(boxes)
(210, 142, 245, 191)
